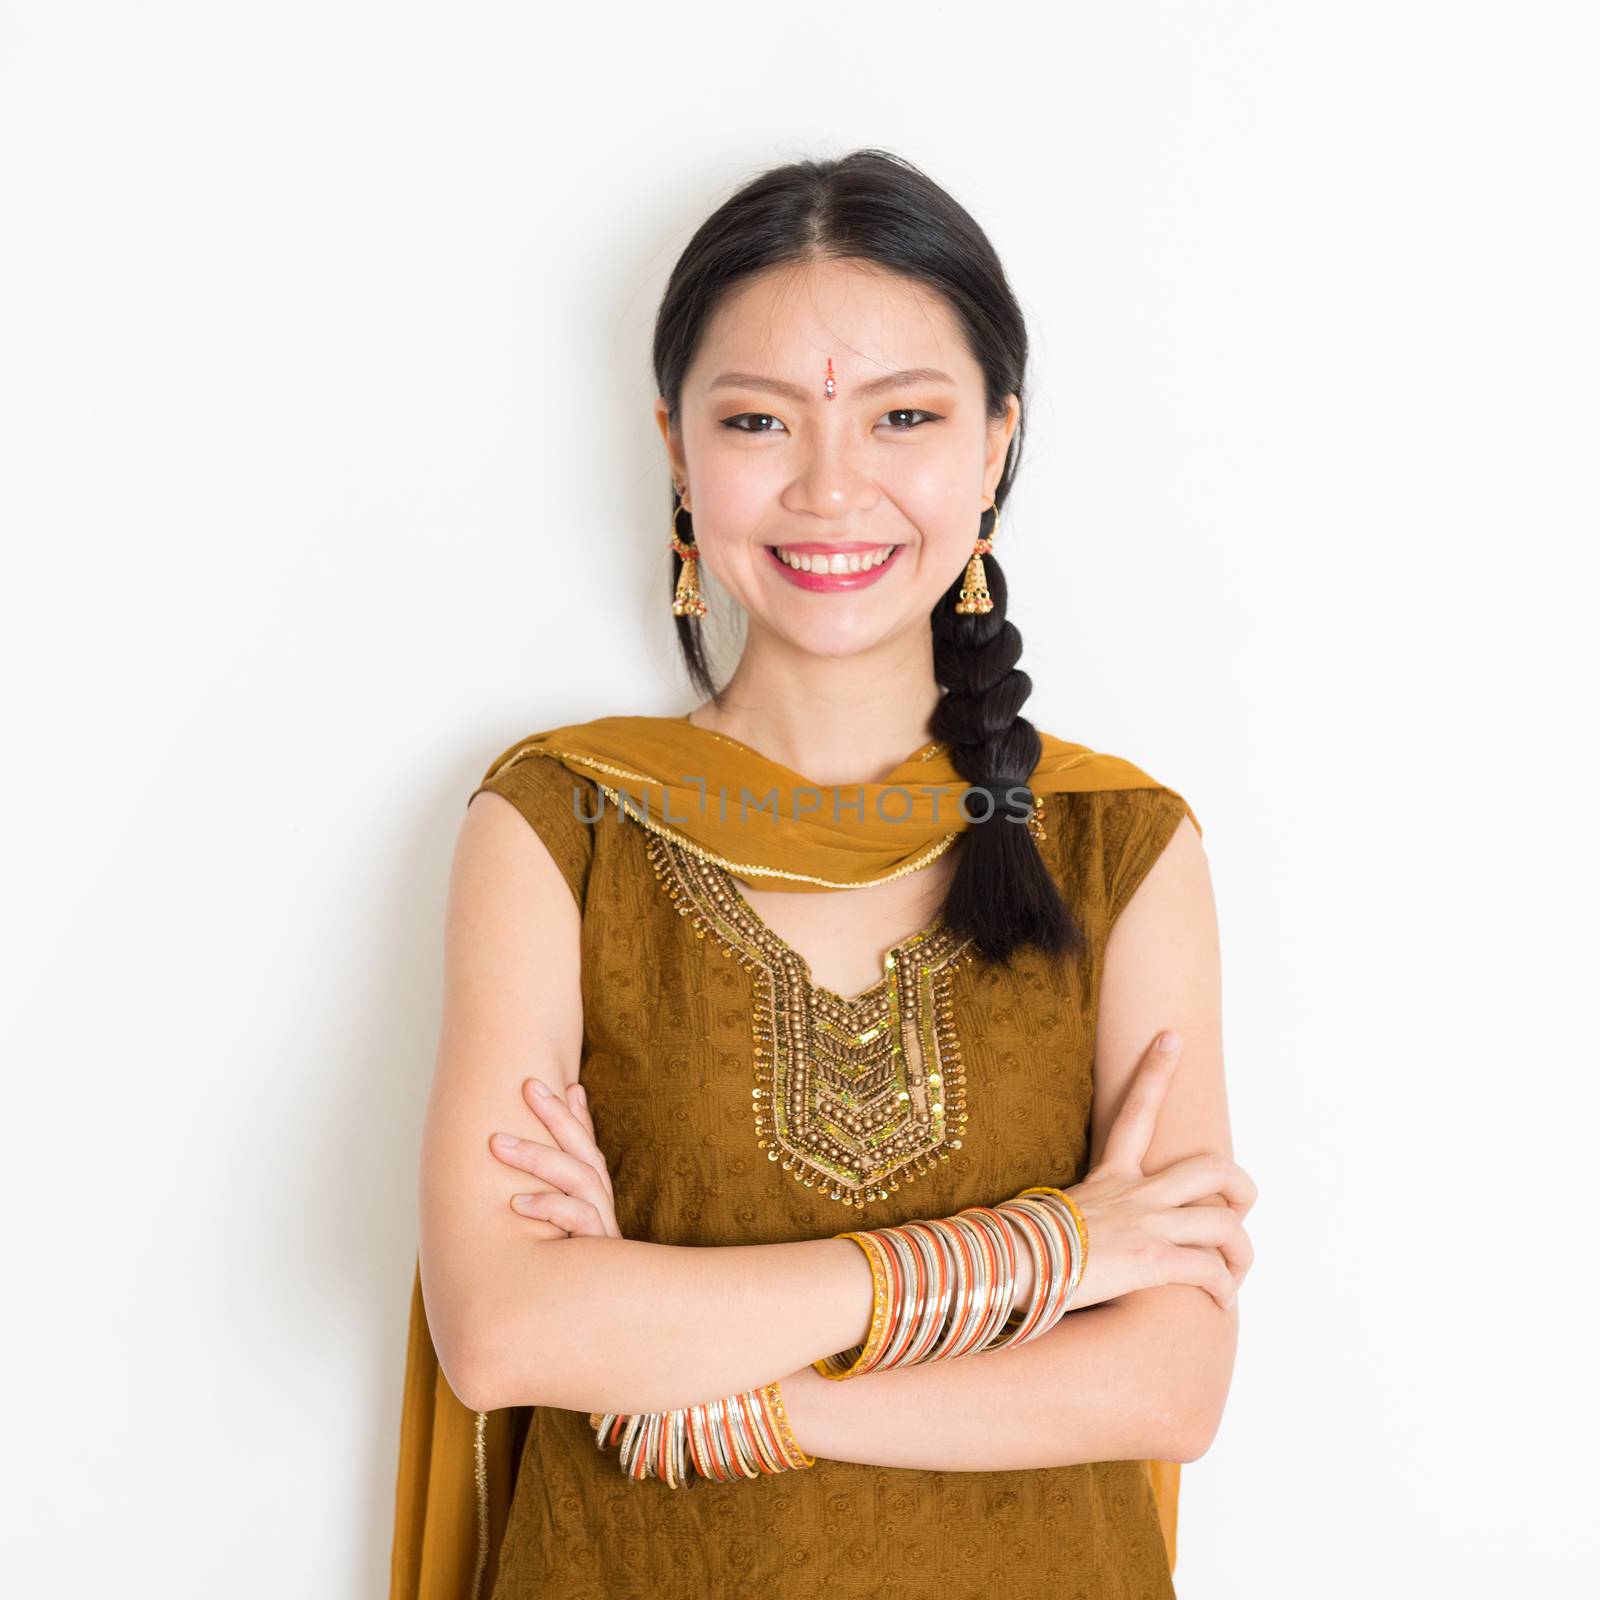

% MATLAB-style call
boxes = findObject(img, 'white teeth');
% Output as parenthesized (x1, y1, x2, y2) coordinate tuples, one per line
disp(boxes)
(773, 544, 895, 573)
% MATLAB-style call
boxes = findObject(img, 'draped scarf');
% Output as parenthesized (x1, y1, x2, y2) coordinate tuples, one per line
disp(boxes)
(472, 713, 1200, 888)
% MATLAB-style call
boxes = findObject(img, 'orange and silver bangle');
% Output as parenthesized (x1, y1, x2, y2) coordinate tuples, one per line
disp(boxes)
(1016, 1184, 1089, 1283)
(589, 1376, 815, 1487)
(814, 1186, 1087, 1381)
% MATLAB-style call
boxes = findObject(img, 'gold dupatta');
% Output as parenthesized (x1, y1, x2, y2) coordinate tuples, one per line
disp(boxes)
(467, 713, 1200, 889)
(390, 715, 1197, 1597)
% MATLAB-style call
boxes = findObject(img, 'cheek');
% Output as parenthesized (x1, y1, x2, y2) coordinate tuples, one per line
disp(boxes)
(677, 515, 767, 605)
(883, 430, 984, 515)
(685, 455, 774, 533)
(892, 464, 986, 568)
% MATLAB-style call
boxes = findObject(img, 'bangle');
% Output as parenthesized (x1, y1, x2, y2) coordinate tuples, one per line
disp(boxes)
(1016, 1184, 1090, 1280)
(589, 1375, 815, 1487)
(813, 1184, 1088, 1381)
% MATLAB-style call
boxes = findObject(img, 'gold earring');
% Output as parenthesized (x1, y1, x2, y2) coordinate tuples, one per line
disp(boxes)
(954, 500, 1000, 615)
(669, 491, 707, 618)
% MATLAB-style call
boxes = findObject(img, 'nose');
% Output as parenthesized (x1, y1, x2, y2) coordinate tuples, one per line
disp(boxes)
(779, 427, 877, 523)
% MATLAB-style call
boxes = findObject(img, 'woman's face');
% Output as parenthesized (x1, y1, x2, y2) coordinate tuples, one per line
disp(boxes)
(656, 257, 1020, 663)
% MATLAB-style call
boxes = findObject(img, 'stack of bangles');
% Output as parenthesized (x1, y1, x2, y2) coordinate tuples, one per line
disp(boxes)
(588, 1184, 1088, 1488)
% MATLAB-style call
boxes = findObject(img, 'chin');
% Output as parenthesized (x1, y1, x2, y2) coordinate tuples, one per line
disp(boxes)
(760, 609, 932, 662)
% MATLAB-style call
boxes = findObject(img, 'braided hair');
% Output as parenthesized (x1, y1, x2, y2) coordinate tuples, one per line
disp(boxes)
(652, 148, 1083, 967)
(929, 510, 1078, 962)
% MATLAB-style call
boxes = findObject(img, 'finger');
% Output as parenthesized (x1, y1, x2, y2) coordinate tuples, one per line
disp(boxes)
(523, 1079, 615, 1194)
(1185, 1163, 1260, 1217)
(1191, 1188, 1254, 1224)
(1160, 1205, 1255, 1283)
(1096, 1032, 1184, 1175)
(534, 1088, 614, 1203)
(565, 1081, 594, 1136)
(1163, 1242, 1240, 1311)
(490, 1133, 605, 1204)
(562, 1084, 614, 1197)
(509, 1190, 608, 1237)
(1144, 1152, 1257, 1213)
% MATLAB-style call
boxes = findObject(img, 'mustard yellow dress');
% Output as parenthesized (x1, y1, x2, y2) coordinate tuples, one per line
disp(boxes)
(399, 739, 1193, 1600)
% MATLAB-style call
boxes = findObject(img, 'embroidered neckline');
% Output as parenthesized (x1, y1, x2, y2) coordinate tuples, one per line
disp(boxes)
(719, 872, 951, 1007)
(642, 825, 977, 1208)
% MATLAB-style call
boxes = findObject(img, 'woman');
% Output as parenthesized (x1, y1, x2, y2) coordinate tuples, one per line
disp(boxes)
(390, 148, 1255, 1600)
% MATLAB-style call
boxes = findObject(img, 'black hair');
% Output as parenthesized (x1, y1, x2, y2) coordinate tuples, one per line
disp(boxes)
(651, 147, 1081, 965)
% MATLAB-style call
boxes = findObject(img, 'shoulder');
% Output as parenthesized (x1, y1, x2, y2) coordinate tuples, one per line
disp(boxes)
(1097, 786, 1198, 909)
(462, 734, 604, 913)
(474, 738, 600, 812)
(1033, 739, 1203, 930)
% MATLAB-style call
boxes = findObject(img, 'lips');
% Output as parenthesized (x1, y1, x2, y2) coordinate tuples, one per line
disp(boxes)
(765, 543, 903, 592)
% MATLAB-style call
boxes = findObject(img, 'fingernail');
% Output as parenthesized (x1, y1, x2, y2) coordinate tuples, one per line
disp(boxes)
(1156, 1030, 1182, 1052)
(576, 1085, 587, 1104)
(1224, 1293, 1237, 1308)
(512, 1194, 539, 1211)
(532, 1078, 552, 1099)
(492, 1133, 519, 1151)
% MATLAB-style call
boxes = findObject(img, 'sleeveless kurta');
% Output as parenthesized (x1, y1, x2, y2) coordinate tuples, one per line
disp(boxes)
(468, 740, 1192, 1600)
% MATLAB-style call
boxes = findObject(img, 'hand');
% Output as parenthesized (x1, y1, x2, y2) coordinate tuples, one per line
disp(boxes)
(489, 1079, 622, 1238)
(1062, 1031, 1257, 1312)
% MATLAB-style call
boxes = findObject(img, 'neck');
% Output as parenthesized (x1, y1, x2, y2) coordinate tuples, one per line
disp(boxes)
(686, 629, 942, 788)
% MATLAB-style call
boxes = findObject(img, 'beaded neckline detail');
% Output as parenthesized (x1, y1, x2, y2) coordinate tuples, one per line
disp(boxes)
(643, 826, 978, 1209)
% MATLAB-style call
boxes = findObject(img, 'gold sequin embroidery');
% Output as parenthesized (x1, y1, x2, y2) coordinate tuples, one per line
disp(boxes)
(471, 1408, 489, 1600)
(643, 827, 978, 1210)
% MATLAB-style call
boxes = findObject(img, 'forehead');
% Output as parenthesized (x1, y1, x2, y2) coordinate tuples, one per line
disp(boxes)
(688, 257, 975, 386)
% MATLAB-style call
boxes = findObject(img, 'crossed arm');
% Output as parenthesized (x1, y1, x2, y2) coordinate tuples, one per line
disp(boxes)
(776, 1283, 1228, 1470)
(419, 794, 1238, 1469)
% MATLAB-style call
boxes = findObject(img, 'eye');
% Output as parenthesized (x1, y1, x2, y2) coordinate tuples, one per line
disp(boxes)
(721, 413, 788, 433)
(880, 409, 941, 430)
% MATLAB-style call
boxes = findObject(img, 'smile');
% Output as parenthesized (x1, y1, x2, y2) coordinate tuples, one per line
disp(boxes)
(765, 543, 903, 591)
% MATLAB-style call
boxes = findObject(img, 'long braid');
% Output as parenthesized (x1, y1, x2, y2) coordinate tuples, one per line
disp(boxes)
(930, 502, 1084, 965)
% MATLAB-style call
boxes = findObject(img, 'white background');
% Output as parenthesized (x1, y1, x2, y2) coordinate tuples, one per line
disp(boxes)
(2, 3, 1595, 1594)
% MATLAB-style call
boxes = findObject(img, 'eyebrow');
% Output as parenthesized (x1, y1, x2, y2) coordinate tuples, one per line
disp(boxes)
(706, 366, 957, 402)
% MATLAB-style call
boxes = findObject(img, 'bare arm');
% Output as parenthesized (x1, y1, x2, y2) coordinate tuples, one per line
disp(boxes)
(775, 1291, 1199, 1469)
(421, 791, 1037, 1416)
(772, 815, 1241, 1469)
(1086, 815, 1240, 1453)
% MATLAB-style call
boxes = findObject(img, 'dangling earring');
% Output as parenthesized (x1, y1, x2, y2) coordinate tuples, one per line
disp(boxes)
(668, 489, 707, 618)
(954, 500, 1000, 615)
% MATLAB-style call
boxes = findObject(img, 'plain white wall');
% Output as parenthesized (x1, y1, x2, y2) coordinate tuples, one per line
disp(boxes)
(3, 2, 1594, 1593)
